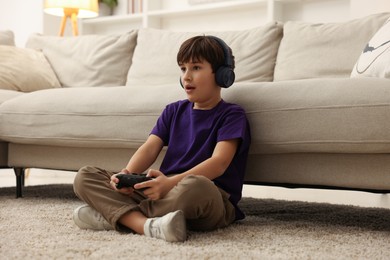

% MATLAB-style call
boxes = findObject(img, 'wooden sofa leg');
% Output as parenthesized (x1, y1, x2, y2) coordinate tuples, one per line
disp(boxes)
(13, 168, 25, 198)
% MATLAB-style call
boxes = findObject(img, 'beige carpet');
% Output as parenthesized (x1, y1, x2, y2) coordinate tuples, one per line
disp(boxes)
(0, 184, 389, 259)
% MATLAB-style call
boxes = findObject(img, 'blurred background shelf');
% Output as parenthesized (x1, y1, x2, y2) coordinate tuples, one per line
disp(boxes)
(80, 0, 350, 34)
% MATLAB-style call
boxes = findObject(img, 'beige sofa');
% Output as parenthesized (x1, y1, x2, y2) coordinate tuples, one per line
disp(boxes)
(1, 13, 389, 197)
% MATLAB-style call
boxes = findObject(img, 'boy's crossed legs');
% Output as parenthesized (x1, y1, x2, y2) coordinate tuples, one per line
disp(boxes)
(73, 166, 235, 242)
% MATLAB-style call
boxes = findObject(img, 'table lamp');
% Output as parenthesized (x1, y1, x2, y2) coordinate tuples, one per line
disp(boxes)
(44, 0, 99, 36)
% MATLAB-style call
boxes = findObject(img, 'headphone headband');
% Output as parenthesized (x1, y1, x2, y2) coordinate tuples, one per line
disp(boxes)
(207, 36, 234, 70)
(207, 36, 235, 88)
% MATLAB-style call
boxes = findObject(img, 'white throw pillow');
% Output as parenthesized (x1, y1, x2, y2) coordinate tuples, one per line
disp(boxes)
(0, 46, 60, 92)
(351, 18, 390, 79)
(26, 31, 138, 87)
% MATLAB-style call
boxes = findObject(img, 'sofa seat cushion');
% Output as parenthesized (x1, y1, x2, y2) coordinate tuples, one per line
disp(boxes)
(0, 86, 184, 148)
(1, 78, 390, 154)
(222, 78, 390, 154)
(0, 89, 24, 105)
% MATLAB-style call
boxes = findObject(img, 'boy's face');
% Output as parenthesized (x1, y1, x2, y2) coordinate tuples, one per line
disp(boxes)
(179, 59, 221, 110)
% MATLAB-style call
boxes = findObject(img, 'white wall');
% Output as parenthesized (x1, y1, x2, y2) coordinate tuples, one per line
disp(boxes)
(0, 0, 43, 47)
(350, 0, 390, 18)
(280, 0, 350, 23)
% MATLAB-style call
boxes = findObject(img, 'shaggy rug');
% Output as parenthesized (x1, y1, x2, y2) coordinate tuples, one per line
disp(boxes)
(0, 184, 389, 259)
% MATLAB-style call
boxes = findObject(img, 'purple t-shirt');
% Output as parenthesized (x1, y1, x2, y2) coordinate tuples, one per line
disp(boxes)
(150, 99, 251, 220)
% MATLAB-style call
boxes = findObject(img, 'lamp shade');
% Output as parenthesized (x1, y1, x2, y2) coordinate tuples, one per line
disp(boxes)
(44, 0, 99, 18)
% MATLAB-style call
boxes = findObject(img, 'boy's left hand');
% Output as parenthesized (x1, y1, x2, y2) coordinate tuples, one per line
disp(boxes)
(134, 169, 176, 200)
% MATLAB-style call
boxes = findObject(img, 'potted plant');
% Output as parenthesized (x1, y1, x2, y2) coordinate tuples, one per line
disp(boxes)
(98, 0, 118, 16)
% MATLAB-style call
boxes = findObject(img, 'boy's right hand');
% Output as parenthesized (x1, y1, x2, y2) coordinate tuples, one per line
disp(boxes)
(110, 169, 134, 196)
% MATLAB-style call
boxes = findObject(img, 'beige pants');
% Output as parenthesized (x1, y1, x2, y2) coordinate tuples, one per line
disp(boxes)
(73, 166, 236, 232)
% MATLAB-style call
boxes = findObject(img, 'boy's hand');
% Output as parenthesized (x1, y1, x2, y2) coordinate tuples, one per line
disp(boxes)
(134, 169, 176, 200)
(110, 170, 134, 196)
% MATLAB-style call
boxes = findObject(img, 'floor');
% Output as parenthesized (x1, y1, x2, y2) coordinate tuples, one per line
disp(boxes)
(1, 168, 389, 209)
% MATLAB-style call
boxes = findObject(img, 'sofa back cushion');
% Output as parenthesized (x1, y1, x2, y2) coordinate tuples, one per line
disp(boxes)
(0, 30, 15, 46)
(126, 23, 283, 86)
(26, 31, 138, 87)
(274, 13, 390, 81)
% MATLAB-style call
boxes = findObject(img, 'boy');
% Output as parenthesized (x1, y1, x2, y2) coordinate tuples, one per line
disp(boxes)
(73, 35, 251, 242)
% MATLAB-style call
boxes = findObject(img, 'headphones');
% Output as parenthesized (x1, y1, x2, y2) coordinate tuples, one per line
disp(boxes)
(180, 36, 235, 88)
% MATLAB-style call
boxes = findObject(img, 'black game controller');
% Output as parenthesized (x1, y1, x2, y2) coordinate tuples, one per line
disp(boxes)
(115, 174, 153, 189)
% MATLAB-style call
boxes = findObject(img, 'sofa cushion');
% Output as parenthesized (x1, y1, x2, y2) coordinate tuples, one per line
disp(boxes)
(351, 18, 390, 79)
(0, 30, 15, 46)
(221, 78, 390, 154)
(0, 46, 61, 92)
(274, 13, 390, 81)
(2, 78, 390, 155)
(0, 89, 24, 104)
(26, 31, 138, 87)
(0, 85, 184, 148)
(126, 23, 283, 86)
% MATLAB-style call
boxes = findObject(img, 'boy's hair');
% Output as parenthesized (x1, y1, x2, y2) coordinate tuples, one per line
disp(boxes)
(177, 35, 235, 73)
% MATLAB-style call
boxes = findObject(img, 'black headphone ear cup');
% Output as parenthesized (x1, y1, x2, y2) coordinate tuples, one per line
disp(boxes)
(215, 66, 235, 88)
(179, 77, 184, 88)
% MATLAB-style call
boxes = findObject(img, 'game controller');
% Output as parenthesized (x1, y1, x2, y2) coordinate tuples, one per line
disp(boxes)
(115, 173, 153, 189)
